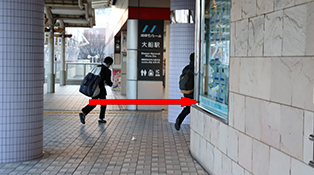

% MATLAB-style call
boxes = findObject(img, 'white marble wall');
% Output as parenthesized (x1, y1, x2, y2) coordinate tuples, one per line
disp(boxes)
(0, 1, 44, 163)
(191, 0, 314, 174)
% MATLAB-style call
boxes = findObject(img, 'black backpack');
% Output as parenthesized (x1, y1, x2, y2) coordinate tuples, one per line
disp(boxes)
(79, 66, 102, 97)
(179, 68, 194, 94)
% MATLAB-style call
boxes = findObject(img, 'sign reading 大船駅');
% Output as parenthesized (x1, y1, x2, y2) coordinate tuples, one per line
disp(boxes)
(138, 19, 164, 81)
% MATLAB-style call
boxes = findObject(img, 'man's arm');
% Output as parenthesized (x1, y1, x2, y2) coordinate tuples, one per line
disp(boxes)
(104, 69, 113, 87)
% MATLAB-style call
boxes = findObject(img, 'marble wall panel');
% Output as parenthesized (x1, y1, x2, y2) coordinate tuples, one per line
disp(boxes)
(230, 22, 236, 57)
(303, 111, 314, 163)
(203, 114, 211, 141)
(295, 0, 313, 4)
(213, 147, 222, 175)
(280, 105, 304, 159)
(235, 19, 249, 56)
(232, 161, 245, 175)
(260, 101, 281, 149)
(252, 140, 270, 175)
(245, 97, 261, 140)
(231, 0, 242, 22)
(210, 117, 220, 147)
(242, 0, 256, 18)
(229, 57, 240, 93)
(248, 16, 264, 56)
(253, 57, 271, 100)
(231, 93, 246, 133)
(256, 0, 274, 15)
(283, 4, 306, 56)
(222, 154, 233, 175)
(275, 0, 294, 10)
(270, 57, 293, 105)
(219, 122, 228, 154)
(239, 58, 254, 96)
(227, 127, 239, 162)
(291, 158, 314, 175)
(239, 132, 253, 171)
(305, 1, 314, 55)
(269, 147, 291, 175)
(291, 58, 314, 111)
(264, 11, 283, 56)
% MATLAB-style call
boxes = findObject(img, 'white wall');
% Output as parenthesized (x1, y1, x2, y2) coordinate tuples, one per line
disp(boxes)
(105, 0, 129, 57)
(191, 0, 314, 174)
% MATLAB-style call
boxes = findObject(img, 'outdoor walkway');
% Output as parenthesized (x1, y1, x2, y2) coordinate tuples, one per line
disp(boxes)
(0, 85, 208, 175)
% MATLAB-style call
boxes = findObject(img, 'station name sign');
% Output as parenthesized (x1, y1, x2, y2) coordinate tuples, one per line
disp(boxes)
(138, 19, 164, 81)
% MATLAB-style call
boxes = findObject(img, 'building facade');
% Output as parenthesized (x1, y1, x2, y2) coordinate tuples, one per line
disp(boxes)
(190, 0, 314, 174)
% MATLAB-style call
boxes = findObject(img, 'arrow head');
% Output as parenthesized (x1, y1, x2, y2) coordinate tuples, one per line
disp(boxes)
(181, 97, 198, 107)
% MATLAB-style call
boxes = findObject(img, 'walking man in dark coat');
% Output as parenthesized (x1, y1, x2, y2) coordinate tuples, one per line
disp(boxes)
(79, 56, 113, 124)
(175, 53, 194, 130)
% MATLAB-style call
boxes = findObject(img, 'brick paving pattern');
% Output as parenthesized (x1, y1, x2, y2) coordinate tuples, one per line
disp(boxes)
(0, 85, 208, 175)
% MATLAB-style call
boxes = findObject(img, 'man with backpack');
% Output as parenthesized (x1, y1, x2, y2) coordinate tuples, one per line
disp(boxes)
(175, 53, 195, 131)
(79, 56, 113, 124)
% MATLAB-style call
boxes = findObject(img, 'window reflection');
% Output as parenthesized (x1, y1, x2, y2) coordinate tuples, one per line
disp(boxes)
(199, 0, 230, 119)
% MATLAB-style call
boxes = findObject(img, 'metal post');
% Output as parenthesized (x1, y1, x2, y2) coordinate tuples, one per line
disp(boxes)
(60, 33, 66, 86)
(47, 27, 55, 93)
(84, 64, 86, 76)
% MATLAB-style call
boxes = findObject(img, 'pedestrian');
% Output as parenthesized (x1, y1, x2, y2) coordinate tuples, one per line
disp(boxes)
(175, 53, 194, 130)
(79, 56, 113, 124)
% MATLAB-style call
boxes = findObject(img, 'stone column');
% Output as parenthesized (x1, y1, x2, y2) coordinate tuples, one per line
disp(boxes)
(0, 1, 44, 163)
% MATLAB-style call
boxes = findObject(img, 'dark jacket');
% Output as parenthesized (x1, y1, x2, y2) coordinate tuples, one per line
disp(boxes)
(182, 60, 194, 74)
(181, 60, 194, 99)
(98, 63, 113, 95)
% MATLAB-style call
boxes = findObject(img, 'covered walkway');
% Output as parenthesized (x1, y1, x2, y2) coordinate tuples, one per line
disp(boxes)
(0, 86, 208, 175)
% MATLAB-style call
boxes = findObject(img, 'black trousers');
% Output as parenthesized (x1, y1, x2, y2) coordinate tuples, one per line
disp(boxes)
(176, 93, 194, 125)
(82, 91, 107, 119)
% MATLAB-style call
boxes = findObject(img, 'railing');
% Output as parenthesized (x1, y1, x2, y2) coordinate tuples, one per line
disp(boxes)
(66, 62, 100, 80)
(44, 62, 101, 84)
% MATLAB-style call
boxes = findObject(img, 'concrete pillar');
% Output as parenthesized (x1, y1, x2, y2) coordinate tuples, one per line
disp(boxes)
(47, 27, 55, 92)
(126, 19, 138, 110)
(0, 1, 44, 163)
(60, 33, 66, 86)
(168, 0, 195, 124)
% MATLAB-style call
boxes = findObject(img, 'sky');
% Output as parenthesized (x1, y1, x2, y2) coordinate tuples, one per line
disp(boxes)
(94, 8, 112, 28)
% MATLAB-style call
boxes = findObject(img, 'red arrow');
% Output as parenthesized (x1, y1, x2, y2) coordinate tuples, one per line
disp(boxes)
(89, 97, 198, 107)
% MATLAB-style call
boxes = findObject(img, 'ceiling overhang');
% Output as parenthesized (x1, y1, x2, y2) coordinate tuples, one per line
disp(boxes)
(44, 0, 113, 28)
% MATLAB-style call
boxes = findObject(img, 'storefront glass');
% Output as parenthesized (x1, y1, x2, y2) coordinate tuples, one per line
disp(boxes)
(198, 0, 230, 120)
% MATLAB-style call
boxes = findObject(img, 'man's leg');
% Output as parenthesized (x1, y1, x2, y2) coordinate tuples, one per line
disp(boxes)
(175, 106, 190, 130)
(175, 93, 193, 130)
(98, 93, 107, 123)
(80, 96, 98, 124)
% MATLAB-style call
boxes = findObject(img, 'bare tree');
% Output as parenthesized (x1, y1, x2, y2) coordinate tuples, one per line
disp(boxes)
(79, 28, 106, 62)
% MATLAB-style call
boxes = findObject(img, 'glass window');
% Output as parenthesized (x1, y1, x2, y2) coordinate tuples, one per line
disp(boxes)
(198, 0, 230, 120)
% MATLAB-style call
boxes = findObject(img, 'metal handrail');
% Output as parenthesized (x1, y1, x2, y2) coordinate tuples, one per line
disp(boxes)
(66, 62, 100, 80)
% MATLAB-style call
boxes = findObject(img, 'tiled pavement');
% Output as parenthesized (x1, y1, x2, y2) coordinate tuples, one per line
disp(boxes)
(0, 85, 208, 175)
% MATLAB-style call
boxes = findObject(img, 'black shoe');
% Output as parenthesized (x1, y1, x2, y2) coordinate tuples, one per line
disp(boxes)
(79, 113, 85, 124)
(175, 122, 180, 131)
(98, 119, 106, 123)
